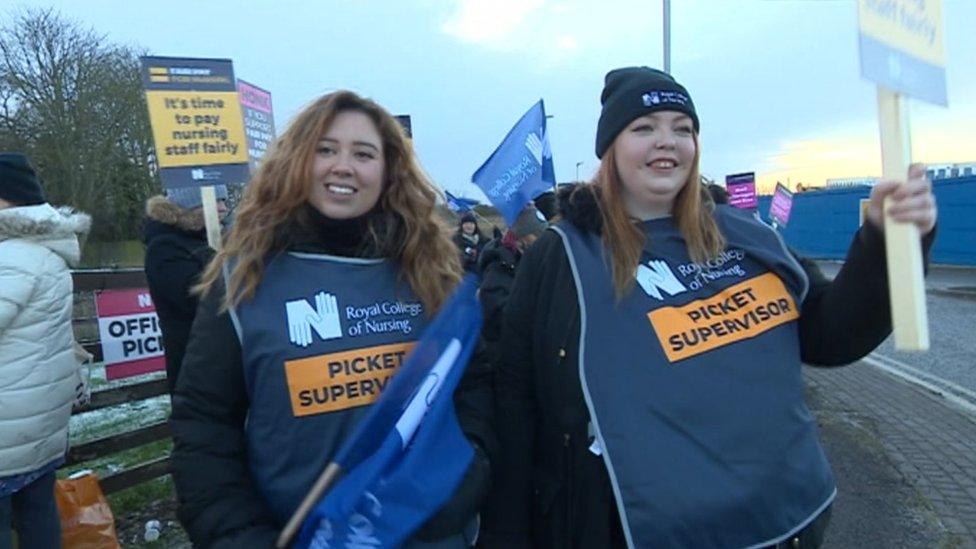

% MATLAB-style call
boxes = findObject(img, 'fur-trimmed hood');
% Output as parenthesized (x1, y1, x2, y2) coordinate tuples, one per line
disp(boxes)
(558, 184, 603, 233)
(145, 195, 207, 232)
(0, 203, 91, 266)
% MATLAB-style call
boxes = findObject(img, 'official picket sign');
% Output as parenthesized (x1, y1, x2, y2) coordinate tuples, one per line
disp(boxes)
(95, 289, 166, 380)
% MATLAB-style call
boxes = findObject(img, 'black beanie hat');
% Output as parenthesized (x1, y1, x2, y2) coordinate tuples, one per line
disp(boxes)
(595, 67, 699, 159)
(0, 152, 45, 206)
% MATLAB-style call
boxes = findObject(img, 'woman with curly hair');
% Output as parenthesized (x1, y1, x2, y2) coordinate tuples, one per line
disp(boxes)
(170, 91, 491, 548)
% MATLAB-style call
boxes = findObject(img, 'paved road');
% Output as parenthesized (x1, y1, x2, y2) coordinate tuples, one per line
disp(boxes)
(816, 262, 976, 293)
(806, 363, 976, 548)
(873, 293, 976, 409)
(809, 262, 976, 547)
(816, 262, 976, 404)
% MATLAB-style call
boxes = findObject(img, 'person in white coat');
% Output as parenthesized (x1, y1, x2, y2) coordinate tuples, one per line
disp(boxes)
(0, 152, 90, 549)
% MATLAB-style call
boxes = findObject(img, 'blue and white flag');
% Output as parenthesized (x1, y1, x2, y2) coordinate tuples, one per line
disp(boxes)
(444, 191, 479, 213)
(296, 275, 484, 549)
(472, 99, 555, 225)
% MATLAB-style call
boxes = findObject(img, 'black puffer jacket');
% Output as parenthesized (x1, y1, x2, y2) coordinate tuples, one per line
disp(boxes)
(170, 206, 494, 548)
(143, 196, 214, 392)
(477, 241, 520, 359)
(484, 186, 935, 548)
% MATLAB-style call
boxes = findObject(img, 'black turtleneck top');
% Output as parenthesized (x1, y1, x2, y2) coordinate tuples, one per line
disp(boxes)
(282, 204, 380, 258)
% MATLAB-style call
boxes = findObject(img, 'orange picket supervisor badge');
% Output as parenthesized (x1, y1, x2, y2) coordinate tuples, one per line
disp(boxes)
(284, 342, 416, 417)
(648, 273, 798, 362)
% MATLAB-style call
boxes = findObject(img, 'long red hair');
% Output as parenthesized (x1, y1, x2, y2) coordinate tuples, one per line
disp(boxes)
(593, 133, 725, 298)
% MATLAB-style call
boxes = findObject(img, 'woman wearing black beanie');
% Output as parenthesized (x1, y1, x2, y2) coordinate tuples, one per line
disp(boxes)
(454, 211, 486, 272)
(486, 67, 937, 548)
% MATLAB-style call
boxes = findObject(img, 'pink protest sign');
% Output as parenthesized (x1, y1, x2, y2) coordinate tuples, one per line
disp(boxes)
(95, 289, 166, 380)
(725, 172, 757, 210)
(769, 183, 795, 227)
(237, 79, 276, 173)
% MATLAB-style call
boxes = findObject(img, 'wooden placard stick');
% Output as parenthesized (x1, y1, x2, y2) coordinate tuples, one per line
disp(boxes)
(200, 185, 223, 251)
(276, 462, 343, 548)
(876, 87, 928, 351)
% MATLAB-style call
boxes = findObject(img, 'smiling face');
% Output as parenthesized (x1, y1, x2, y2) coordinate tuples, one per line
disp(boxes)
(307, 110, 386, 219)
(612, 111, 697, 220)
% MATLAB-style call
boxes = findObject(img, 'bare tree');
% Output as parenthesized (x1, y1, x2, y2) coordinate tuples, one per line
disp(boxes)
(0, 8, 158, 241)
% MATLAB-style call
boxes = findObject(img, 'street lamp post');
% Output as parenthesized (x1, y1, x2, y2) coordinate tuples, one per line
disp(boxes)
(663, 0, 671, 73)
(576, 161, 583, 182)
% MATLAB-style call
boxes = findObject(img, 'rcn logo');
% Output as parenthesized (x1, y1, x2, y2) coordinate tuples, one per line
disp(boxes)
(635, 260, 688, 300)
(524, 128, 552, 167)
(642, 92, 661, 106)
(285, 291, 343, 348)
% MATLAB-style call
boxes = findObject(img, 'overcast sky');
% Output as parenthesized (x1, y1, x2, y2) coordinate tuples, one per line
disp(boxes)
(16, 0, 976, 198)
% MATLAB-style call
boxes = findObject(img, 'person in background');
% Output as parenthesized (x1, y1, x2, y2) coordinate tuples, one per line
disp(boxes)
(477, 204, 548, 354)
(705, 182, 729, 205)
(474, 203, 547, 545)
(170, 91, 492, 548)
(143, 185, 229, 392)
(454, 211, 486, 272)
(532, 190, 558, 222)
(0, 152, 91, 549)
(490, 67, 937, 548)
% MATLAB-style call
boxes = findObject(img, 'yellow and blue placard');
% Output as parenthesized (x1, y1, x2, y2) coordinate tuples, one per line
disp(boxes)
(857, 0, 946, 105)
(140, 56, 251, 189)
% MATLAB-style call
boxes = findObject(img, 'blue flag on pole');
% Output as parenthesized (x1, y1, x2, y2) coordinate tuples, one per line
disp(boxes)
(296, 275, 484, 549)
(444, 191, 479, 213)
(472, 99, 555, 224)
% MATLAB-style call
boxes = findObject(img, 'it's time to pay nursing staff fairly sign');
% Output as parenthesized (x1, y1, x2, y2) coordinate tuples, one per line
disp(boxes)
(140, 56, 251, 189)
(858, 0, 946, 105)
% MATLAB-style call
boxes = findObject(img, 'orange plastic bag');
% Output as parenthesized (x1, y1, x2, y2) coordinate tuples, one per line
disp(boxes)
(54, 471, 121, 549)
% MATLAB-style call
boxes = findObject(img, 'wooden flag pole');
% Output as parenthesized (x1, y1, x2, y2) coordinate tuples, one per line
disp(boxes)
(276, 462, 343, 548)
(200, 185, 223, 251)
(876, 87, 929, 351)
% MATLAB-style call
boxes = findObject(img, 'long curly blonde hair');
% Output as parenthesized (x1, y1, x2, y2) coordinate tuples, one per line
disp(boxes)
(197, 90, 461, 313)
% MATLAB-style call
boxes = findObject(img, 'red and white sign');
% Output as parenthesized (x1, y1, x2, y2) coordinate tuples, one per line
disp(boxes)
(95, 289, 165, 380)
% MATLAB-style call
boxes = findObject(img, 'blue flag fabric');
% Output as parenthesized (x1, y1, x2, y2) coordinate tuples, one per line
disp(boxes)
(444, 191, 479, 213)
(472, 99, 555, 224)
(296, 275, 484, 549)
